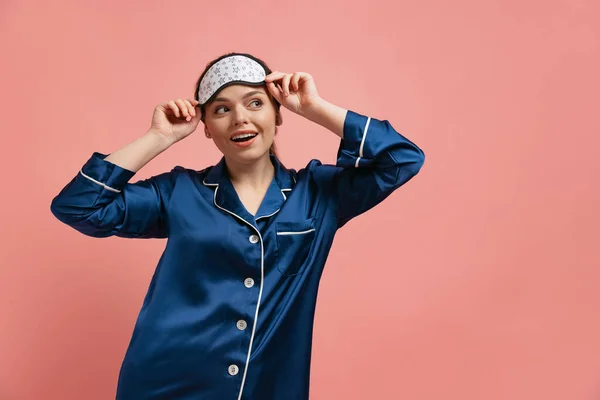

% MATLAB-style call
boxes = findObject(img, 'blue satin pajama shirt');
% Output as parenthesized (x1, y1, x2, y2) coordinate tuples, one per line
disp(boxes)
(50, 110, 425, 399)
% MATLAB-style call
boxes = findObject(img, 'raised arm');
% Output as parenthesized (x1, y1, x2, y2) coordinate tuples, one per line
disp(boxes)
(265, 71, 425, 228)
(50, 98, 202, 238)
(329, 108, 424, 227)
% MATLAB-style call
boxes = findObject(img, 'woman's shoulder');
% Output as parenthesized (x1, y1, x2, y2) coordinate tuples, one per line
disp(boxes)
(144, 164, 213, 190)
(293, 158, 342, 186)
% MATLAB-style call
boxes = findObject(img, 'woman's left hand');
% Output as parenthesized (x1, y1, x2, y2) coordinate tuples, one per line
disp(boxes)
(265, 71, 322, 117)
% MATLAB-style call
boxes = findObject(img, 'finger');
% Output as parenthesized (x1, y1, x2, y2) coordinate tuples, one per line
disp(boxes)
(167, 100, 180, 118)
(267, 81, 280, 99)
(265, 71, 284, 82)
(282, 74, 292, 96)
(265, 71, 287, 82)
(298, 72, 313, 85)
(267, 81, 282, 103)
(183, 99, 196, 118)
(291, 73, 301, 91)
(175, 99, 190, 120)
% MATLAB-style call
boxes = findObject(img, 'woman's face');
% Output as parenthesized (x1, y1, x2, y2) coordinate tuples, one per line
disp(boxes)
(203, 84, 280, 164)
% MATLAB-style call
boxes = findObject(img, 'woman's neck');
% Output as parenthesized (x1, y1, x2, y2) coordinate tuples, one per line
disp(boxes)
(225, 153, 275, 189)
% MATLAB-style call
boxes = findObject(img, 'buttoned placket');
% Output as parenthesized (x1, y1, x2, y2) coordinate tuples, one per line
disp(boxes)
(203, 167, 293, 400)
(202, 155, 296, 400)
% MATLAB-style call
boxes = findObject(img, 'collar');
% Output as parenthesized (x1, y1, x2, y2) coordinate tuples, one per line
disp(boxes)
(202, 154, 296, 224)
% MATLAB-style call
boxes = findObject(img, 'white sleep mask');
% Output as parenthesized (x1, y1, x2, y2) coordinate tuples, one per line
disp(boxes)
(196, 54, 267, 105)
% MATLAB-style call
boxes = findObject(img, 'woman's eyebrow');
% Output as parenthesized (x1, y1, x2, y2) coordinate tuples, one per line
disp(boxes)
(213, 90, 266, 103)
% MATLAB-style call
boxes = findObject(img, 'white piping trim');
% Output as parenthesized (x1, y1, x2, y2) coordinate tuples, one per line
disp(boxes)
(354, 117, 371, 168)
(202, 178, 218, 187)
(256, 197, 286, 221)
(280, 187, 292, 201)
(276, 228, 315, 236)
(207, 185, 266, 400)
(205, 179, 292, 221)
(79, 170, 121, 193)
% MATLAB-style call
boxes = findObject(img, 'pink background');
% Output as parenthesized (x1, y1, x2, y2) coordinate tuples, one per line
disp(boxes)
(2, 1, 599, 399)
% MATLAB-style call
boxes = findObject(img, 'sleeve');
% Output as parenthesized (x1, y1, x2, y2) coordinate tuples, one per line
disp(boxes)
(50, 152, 179, 239)
(330, 110, 425, 228)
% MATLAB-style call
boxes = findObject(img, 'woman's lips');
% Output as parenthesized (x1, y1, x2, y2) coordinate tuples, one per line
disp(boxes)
(231, 134, 257, 148)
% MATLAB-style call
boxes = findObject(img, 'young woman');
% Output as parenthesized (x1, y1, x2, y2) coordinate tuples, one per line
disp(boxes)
(51, 52, 425, 400)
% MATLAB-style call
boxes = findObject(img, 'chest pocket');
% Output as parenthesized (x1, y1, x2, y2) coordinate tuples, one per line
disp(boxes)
(275, 218, 316, 276)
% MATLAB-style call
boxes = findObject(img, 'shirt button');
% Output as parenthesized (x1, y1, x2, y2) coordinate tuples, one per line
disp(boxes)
(228, 364, 239, 376)
(244, 278, 254, 288)
(237, 320, 248, 330)
(249, 234, 259, 244)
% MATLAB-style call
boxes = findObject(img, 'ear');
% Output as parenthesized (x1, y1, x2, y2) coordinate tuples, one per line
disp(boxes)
(275, 110, 283, 126)
(204, 125, 212, 139)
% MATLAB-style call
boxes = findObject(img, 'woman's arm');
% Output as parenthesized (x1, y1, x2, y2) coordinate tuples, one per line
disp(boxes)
(50, 134, 174, 238)
(266, 71, 425, 228)
(302, 98, 347, 139)
(50, 99, 201, 238)
(102, 129, 172, 172)
(326, 108, 424, 228)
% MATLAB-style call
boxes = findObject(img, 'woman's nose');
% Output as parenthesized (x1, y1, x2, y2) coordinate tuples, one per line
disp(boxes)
(233, 106, 250, 125)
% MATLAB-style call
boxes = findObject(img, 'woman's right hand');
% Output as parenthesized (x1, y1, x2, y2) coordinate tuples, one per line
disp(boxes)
(149, 99, 201, 145)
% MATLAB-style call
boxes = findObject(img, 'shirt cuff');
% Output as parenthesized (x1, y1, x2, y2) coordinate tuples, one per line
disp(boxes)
(336, 110, 372, 168)
(79, 152, 137, 193)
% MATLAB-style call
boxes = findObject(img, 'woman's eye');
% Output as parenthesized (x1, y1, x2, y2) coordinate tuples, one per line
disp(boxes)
(249, 100, 262, 107)
(215, 106, 228, 114)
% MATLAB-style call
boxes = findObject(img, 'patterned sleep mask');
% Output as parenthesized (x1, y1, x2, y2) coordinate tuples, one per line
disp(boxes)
(196, 55, 267, 105)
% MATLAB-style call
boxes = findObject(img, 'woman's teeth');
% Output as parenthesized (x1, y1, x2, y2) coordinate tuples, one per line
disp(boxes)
(231, 133, 258, 142)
